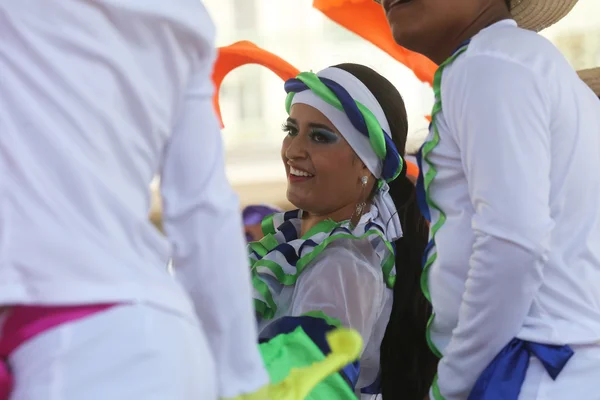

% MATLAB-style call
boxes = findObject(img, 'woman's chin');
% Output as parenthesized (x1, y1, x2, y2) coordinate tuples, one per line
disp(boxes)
(286, 190, 312, 211)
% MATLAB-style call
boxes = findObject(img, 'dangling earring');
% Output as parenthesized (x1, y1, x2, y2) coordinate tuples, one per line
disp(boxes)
(350, 176, 368, 229)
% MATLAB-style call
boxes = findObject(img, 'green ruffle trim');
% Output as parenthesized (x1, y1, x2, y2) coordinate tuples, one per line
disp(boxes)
(252, 214, 395, 320)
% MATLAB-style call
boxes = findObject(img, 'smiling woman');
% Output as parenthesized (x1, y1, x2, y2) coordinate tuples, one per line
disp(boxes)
(249, 63, 436, 400)
(281, 103, 370, 230)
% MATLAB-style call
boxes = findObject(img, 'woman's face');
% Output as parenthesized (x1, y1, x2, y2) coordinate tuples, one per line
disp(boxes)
(281, 103, 370, 216)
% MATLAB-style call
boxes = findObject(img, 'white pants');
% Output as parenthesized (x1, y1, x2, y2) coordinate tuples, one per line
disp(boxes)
(6, 303, 217, 400)
(519, 343, 600, 399)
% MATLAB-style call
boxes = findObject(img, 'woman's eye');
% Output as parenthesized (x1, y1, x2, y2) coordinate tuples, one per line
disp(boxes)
(311, 132, 328, 142)
(281, 123, 298, 136)
(310, 130, 338, 144)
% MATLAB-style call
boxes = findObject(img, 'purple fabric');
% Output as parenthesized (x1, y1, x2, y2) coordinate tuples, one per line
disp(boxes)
(243, 205, 281, 226)
(243, 205, 281, 242)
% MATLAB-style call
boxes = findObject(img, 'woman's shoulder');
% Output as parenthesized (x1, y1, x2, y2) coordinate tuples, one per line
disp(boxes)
(308, 224, 395, 286)
(319, 233, 388, 264)
(299, 239, 385, 291)
(254, 209, 396, 286)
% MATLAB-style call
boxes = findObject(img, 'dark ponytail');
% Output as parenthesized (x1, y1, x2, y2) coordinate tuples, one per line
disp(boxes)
(382, 174, 437, 399)
(334, 63, 437, 399)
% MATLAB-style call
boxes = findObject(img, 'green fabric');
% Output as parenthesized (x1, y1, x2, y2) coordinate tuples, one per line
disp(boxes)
(253, 275, 277, 319)
(420, 46, 469, 400)
(301, 311, 342, 328)
(259, 233, 280, 253)
(431, 375, 443, 400)
(248, 242, 269, 258)
(259, 327, 357, 399)
(301, 218, 339, 240)
(261, 213, 276, 236)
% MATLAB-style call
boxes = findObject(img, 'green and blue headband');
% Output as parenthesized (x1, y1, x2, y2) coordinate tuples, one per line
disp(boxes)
(284, 68, 403, 183)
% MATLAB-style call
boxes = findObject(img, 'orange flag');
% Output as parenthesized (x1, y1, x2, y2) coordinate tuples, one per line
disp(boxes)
(312, 0, 436, 86)
(211, 40, 420, 179)
(212, 41, 300, 128)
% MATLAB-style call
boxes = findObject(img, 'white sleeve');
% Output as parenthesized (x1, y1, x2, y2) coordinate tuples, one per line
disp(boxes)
(289, 239, 386, 347)
(435, 55, 553, 399)
(160, 53, 269, 398)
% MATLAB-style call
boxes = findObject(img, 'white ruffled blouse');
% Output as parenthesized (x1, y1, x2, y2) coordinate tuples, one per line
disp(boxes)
(251, 205, 396, 396)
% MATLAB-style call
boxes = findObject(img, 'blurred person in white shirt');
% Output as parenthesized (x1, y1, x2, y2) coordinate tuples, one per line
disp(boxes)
(0, 1, 268, 399)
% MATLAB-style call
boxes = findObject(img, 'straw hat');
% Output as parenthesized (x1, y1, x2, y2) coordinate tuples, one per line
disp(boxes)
(510, 0, 578, 32)
(578, 67, 600, 96)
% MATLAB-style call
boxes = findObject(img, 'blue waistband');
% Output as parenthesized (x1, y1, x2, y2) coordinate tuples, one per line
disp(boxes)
(468, 338, 574, 399)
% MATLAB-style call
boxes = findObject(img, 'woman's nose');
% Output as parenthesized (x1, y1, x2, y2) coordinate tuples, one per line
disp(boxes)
(284, 134, 309, 160)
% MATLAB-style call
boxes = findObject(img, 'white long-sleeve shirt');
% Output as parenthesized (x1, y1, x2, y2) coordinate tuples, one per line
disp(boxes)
(423, 20, 600, 398)
(0, 1, 268, 397)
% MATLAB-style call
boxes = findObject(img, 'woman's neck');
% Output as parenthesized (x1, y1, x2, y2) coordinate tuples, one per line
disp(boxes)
(300, 202, 365, 237)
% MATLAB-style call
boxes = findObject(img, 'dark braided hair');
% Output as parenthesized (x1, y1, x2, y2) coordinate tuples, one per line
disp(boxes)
(333, 63, 437, 400)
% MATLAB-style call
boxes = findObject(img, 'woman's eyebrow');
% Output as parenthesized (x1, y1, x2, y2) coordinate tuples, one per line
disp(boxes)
(308, 122, 336, 131)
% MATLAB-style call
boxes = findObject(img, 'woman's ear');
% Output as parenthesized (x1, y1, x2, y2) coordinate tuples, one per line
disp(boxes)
(360, 163, 375, 184)
(353, 156, 375, 192)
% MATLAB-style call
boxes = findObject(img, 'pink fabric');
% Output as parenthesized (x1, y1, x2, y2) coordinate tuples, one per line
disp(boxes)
(0, 304, 116, 400)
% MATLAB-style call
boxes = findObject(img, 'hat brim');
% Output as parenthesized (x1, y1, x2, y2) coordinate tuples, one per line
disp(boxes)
(578, 67, 600, 96)
(510, 0, 578, 32)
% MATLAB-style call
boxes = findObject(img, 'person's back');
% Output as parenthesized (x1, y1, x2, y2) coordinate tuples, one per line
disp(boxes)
(0, 1, 269, 399)
(1, 0, 206, 304)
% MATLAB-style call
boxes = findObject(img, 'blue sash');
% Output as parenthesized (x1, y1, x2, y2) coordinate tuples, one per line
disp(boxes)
(468, 338, 573, 399)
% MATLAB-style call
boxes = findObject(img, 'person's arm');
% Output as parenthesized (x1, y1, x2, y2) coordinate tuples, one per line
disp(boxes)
(435, 55, 553, 399)
(160, 54, 269, 399)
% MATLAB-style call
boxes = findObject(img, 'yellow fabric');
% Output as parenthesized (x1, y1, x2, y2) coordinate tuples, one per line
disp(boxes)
(222, 328, 363, 400)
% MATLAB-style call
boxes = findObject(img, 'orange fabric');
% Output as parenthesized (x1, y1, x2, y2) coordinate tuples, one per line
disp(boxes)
(406, 159, 419, 179)
(312, 0, 436, 86)
(212, 41, 300, 128)
(211, 40, 420, 177)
